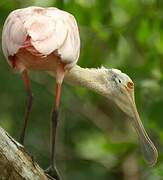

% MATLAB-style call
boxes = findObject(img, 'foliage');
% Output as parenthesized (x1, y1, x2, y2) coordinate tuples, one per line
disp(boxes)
(0, 0, 163, 179)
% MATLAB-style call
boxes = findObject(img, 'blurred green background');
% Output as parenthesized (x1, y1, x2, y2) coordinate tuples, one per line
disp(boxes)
(0, 0, 163, 179)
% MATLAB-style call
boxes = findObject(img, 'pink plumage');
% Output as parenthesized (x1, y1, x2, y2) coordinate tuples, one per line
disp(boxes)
(2, 6, 80, 72)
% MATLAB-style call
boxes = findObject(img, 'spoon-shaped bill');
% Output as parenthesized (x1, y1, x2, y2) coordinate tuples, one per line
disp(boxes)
(128, 94, 158, 166)
(131, 113, 158, 166)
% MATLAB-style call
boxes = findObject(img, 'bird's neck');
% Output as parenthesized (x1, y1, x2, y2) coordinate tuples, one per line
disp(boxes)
(64, 65, 111, 97)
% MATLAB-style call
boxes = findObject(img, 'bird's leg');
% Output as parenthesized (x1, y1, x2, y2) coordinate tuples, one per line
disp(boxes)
(46, 83, 62, 180)
(19, 69, 33, 145)
(45, 63, 65, 180)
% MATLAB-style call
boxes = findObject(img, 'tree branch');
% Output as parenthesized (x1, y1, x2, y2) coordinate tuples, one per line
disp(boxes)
(0, 127, 55, 180)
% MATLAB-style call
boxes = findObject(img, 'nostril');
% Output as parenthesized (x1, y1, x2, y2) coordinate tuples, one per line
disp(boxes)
(127, 81, 134, 89)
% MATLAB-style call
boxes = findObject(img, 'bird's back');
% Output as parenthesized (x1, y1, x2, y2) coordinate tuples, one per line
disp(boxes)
(2, 6, 80, 68)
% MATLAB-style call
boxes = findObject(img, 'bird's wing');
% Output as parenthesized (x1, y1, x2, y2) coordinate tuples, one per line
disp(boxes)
(56, 13, 80, 65)
(26, 8, 80, 63)
(2, 7, 37, 62)
(2, 7, 80, 65)
(45, 8, 80, 64)
(24, 13, 64, 56)
(2, 10, 27, 61)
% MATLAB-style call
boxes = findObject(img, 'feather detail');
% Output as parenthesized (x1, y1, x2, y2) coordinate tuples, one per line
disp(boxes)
(2, 6, 80, 67)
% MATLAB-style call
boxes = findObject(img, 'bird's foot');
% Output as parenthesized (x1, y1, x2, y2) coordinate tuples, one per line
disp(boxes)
(45, 165, 61, 180)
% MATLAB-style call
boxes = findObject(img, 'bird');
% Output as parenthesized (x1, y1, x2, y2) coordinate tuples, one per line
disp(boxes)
(2, 6, 157, 179)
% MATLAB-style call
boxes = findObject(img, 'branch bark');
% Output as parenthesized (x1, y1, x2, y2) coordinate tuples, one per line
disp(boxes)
(0, 127, 55, 180)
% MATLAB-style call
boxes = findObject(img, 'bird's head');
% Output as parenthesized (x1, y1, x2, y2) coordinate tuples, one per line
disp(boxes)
(106, 69, 158, 166)
(107, 69, 135, 117)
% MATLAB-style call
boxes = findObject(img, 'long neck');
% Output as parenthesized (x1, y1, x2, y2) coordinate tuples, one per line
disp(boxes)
(64, 65, 110, 97)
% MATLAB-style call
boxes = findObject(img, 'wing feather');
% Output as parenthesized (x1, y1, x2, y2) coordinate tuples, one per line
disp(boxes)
(2, 6, 80, 66)
(2, 13, 27, 62)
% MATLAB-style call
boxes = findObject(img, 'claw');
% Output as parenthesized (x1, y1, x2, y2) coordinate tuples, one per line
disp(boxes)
(45, 165, 61, 180)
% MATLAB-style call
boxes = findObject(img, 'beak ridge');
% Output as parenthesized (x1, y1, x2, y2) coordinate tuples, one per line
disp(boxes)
(126, 89, 158, 166)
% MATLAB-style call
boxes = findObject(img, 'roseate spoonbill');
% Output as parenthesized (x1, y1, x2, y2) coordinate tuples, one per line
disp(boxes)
(2, 6, 157, 179)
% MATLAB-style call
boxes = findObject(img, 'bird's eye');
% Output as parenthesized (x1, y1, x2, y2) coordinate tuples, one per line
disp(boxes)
(127, 81, 134, 89)
(118, 79, 121, 83)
